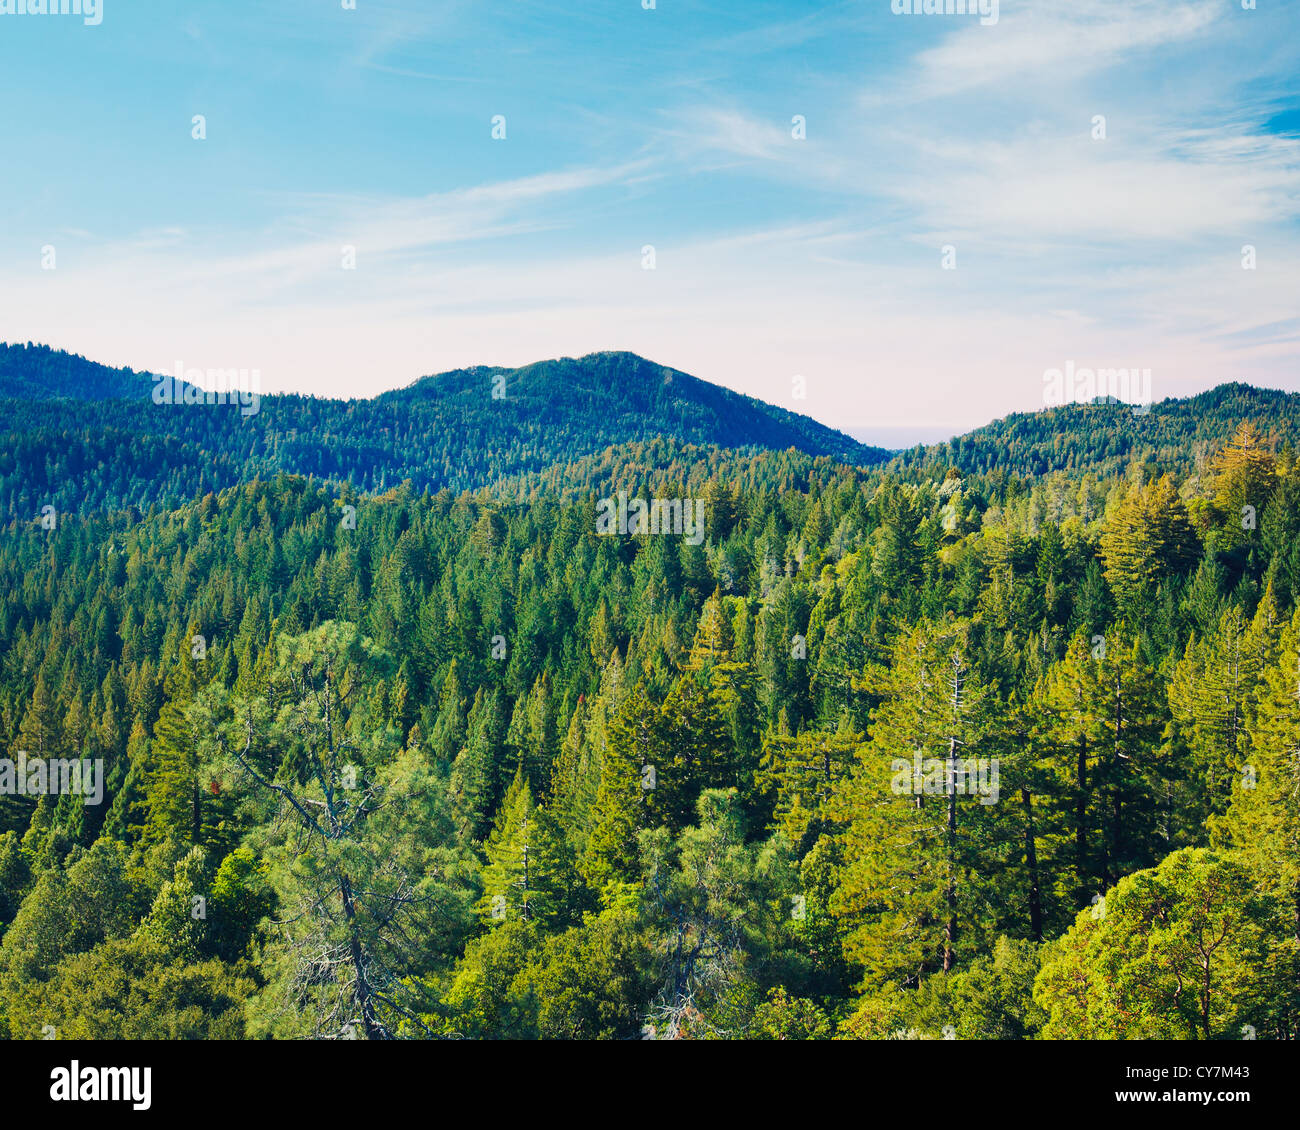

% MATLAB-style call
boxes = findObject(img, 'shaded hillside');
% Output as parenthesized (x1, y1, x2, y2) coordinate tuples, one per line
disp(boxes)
(891, 384, 1300, 479)
(0, 345, 887, 519)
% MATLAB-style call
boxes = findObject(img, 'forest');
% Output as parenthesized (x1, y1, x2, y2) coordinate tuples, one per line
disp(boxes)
(0, 344, 885, 520)
(1, 350, 1298, 1040)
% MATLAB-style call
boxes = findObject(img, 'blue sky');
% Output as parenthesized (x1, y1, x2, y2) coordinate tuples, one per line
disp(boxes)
(1, 0, 1298, 442)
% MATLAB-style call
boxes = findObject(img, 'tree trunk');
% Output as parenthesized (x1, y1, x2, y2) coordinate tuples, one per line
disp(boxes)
(338, 871, 383, 1040)
(1076, 732, 1088, 896)
(1021, 786, 1043, 942)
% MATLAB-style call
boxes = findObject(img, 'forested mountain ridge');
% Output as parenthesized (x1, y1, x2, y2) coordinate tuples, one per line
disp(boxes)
(7, 342, 1300, 524)
(2, 341, 1299, 1041)
(0, 344, 887, 520)
(0, 343, 156, 402)
(893, 382, 1300, 480)
(382, 352, 876, 463)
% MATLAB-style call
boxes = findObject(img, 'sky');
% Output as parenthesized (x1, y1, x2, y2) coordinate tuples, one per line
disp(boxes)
(1, 0, 1297, 444)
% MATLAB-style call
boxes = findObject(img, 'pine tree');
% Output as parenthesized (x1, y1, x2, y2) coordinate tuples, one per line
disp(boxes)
(1209, 420, 1277, 548)
(829, 621, 999, 986)
(581, 688, 654, 894)
(550, 654, 622, 857)
(143, 635, 234, 852)
(16, 671, 60, 760)
(428, 661, 467, 770)
(683, 589, 734, 674)
(1165, 591, 1278, 832)
(648, 676, 731, 833)
(759, 720, 860, 849)
(449, 687, 507, 843)
(477, 771, 578, 930)
(1100, 473, 1198, 618)
(1213, 606, 1300, 937)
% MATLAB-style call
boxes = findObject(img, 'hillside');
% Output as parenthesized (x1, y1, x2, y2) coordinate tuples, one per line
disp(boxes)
(892, 383, 1300, 479)
(0, 342, 156, 402)
(0, 344, 887, 519)
(2, 411, 1298, 1041)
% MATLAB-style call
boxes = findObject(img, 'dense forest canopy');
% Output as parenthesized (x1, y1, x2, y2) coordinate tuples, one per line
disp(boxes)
(894, 382, 1300, 480)
(1, 346, 1298, 1040)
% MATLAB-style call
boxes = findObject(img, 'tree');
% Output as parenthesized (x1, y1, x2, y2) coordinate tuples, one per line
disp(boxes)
(550, 653, 623, 858)
(648, 676, 732, 833)
(515, 909, 650, 1039)
(759, 721, 859, 848)
(684, 589, 734, 673)
(436, 920, 539, 1039)
(581, 687, 655, 893)
(638, 789, 791, 1039)
(1213, 606, 1300, 942)
(0, 838, 139, 993)
(449, 687, 507, 843)
(1034, 848, 1286, 1040)
(477, 770, 580, 930)
(1100, 473, 1198, 617)
(144, 635, 235, 852)
(1034, 627, 1167, 905)
(1165, 592, 1277, 831)
(201, 621, 475, 1039)
(873, 484, 928, 603)
(749, 986, 832, 1040)
(904, 936, 1046, 1040)
(1208, 421, 1277, 549)
(830, 621, 999, 987)
(0, 935, 255, 1040)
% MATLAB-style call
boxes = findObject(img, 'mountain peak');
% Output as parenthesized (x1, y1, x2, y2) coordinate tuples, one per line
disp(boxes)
(0, 342, 889, 513)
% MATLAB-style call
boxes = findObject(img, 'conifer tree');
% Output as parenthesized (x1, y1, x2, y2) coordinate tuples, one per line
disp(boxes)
(1100, 473, 1198, 618)
(449, 686, 507, 843)
(829, 621, 998, 986)
(582, 688, 655, 894)
(1209, 421, 1277, 548)
(1213, 606, 1300, 936)
(477, 770, 579, 930)
(759, 720, 860, 849)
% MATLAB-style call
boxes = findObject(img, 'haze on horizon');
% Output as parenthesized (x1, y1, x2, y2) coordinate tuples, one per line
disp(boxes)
(1, 0, 1297, 439)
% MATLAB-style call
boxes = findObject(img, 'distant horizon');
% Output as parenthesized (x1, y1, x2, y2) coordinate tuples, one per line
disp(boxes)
(2, 1, 1297, 436)
(6, 337, 1296, 461)
(844, 424, 962, 451)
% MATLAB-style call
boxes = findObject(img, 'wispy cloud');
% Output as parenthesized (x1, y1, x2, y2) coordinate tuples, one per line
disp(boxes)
(1, 0, 1296, 433)
(898, 0, 1222, 99)
(656, 107, 797, 165)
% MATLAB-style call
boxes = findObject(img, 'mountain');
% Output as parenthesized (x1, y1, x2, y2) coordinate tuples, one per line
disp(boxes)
(891, 383, 1300, 480)
(380, 352, 877, 464)
(6, 340, 1298, 524)
(0, 344, 888, 519)
(0, 342, 156, 402)
(4, 343, 1300, 1046)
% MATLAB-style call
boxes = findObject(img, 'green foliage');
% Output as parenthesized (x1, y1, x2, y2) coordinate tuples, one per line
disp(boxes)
(477, 770, 584, 930)
(903, 937, 1046, 1040)
(0, 346, 887, 519)
(1034, 849, 1292, 1039)
(0, 381, 1298, 1039)
(1, 934, 255, 1040)
(638, 789, 794, 1038)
